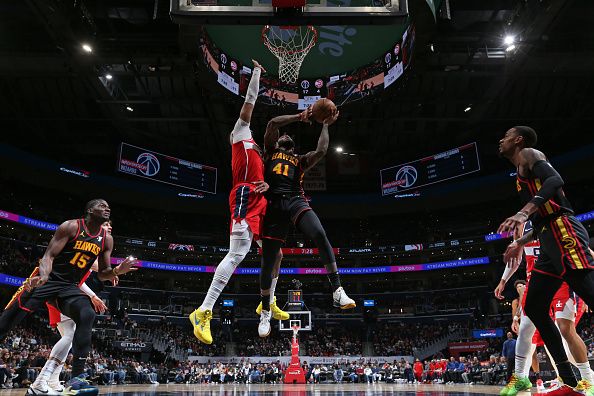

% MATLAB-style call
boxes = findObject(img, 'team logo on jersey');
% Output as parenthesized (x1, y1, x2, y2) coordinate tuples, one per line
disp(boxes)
(80, 231, 85, 237)
(137, 153, 160, 177)
(562, 236, 577, 250)
(97, 236, 103, 242)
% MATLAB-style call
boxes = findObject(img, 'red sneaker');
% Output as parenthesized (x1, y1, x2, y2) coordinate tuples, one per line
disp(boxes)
(534, 384, 581, 396)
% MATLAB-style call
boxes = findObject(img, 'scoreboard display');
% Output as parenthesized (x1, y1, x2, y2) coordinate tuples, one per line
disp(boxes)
(117, 143, 217, 194)
(380, 142, 480, 196)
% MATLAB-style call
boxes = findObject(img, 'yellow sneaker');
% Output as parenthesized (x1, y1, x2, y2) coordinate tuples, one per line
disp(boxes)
(189, 308, 213, 344)
(256, 296, 290, 321)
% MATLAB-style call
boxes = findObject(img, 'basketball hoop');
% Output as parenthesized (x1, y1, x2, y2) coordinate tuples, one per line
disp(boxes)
(262, 25, 317, 84)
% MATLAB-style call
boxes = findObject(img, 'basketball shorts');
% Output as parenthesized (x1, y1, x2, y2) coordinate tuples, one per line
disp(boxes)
(47, 302, 71, 328)
(262, 194, 312, 243)
(535, 215, 594, 276)
(229, 183, 267, 241)
(6, 277, 87, 313)
(551, 283, 584, 322)
(532, 329, 544, 347)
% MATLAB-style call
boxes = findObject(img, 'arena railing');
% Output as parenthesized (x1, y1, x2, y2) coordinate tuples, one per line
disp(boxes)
(1, 208, 593, 256)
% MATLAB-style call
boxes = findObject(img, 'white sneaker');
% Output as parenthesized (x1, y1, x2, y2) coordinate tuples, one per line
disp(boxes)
(333, 287, 356, 309)
(48, 380, 64, 392)
(27, 381, 63, 395)
(258, 310, 272, 338)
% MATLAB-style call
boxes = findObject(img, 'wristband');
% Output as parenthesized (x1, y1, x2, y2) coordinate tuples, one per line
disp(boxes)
(112, 266, 120, 276)
(513, 316, 519, 321)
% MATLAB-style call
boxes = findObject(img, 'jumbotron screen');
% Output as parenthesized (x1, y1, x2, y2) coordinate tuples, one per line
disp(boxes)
(117, 143, 217, 194)
(380, 142, 481, 196)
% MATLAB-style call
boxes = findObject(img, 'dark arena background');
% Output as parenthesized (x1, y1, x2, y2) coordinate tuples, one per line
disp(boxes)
(1, 0, 594, 395)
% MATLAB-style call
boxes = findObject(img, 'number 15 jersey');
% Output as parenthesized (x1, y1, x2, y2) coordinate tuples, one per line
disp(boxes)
(50, 219, 107, 285)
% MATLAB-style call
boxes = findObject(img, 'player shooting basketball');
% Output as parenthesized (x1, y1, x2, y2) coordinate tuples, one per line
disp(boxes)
(189, 59, 289, 345)
(257, 102, 355, 338)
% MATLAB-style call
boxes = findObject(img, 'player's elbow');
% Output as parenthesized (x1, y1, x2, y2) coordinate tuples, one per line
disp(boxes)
(316, 148, 327, 157)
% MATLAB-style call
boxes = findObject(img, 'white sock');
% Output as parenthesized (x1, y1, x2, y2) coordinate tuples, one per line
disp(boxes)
(35, 358, 60, 383)
(515, 313, 537, 378)
(49, 363, 64, 385)
(576, 362, 594, 383)
(269, 277, 278, 305)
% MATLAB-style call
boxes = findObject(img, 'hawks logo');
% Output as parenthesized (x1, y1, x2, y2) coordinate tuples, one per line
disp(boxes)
(562, 236, 577, 250)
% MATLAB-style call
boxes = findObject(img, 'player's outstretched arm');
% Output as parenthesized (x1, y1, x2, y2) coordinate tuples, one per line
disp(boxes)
(96, 236, 138, 281)
(28, 221, 77, 289)
(231, 61, 265, 145)
(264, 108, 312, 153)
(301, 110, 339, 171)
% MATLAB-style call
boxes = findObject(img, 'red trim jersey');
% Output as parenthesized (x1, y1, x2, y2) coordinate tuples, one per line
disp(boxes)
(228, 122, 267, 238)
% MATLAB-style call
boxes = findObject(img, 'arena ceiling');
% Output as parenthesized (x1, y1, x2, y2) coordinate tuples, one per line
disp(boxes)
(1, 0, 593, 193)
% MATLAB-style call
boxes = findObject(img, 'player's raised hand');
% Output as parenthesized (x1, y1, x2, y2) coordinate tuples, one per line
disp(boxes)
(114, 256, 138, 275)
(323, 109, 339, 126)
(252, 59, 266, 73)
(253, 180, 269, 194)
(299, 106, 313, 124)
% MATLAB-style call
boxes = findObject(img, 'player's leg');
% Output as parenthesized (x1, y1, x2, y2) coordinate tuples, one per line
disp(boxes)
(0, 269, 45, 339)
(256, 247, 289, 320)
(523, 271, 576, 387)
(58, 295, 97, 394)
(48, 319, 76, 390)
(190, 220, 253, 344)
(556, 303, 594, 383)
(30, 318, 75, 394)
(501, 314, 535, 396)
(294, 209, 355, 309)
(259, 237, 284, 337)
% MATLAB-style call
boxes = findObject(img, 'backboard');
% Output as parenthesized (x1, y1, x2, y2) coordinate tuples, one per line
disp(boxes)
(279, 310, 312, 331)
(171, 0, 408, 25)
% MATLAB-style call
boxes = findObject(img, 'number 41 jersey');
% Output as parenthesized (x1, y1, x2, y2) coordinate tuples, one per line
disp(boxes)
(265, 149, 306, 196)
(49, 219, 107, 285)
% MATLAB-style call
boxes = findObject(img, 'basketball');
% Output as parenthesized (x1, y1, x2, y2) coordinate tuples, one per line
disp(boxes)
(311, 98, 337, 123)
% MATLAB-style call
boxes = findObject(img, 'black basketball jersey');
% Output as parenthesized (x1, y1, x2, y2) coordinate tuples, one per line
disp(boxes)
(49, 219, 107, 285)
(516, 168, 573, 231)
(265, 149, 306, 195)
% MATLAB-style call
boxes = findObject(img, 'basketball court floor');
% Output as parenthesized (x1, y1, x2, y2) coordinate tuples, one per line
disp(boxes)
(0, 383, 507, 395)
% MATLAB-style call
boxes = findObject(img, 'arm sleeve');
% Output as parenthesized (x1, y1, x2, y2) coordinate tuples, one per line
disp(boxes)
(501, 263, 517, 282)
(244, 67, 261, 105)
(529, 160, 564, 206)
(79, 282, 97, 298)
(231, 118, 252, 144)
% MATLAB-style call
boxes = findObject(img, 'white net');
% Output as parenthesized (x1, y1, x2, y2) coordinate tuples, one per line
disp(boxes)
(262, 25, 317, 84)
